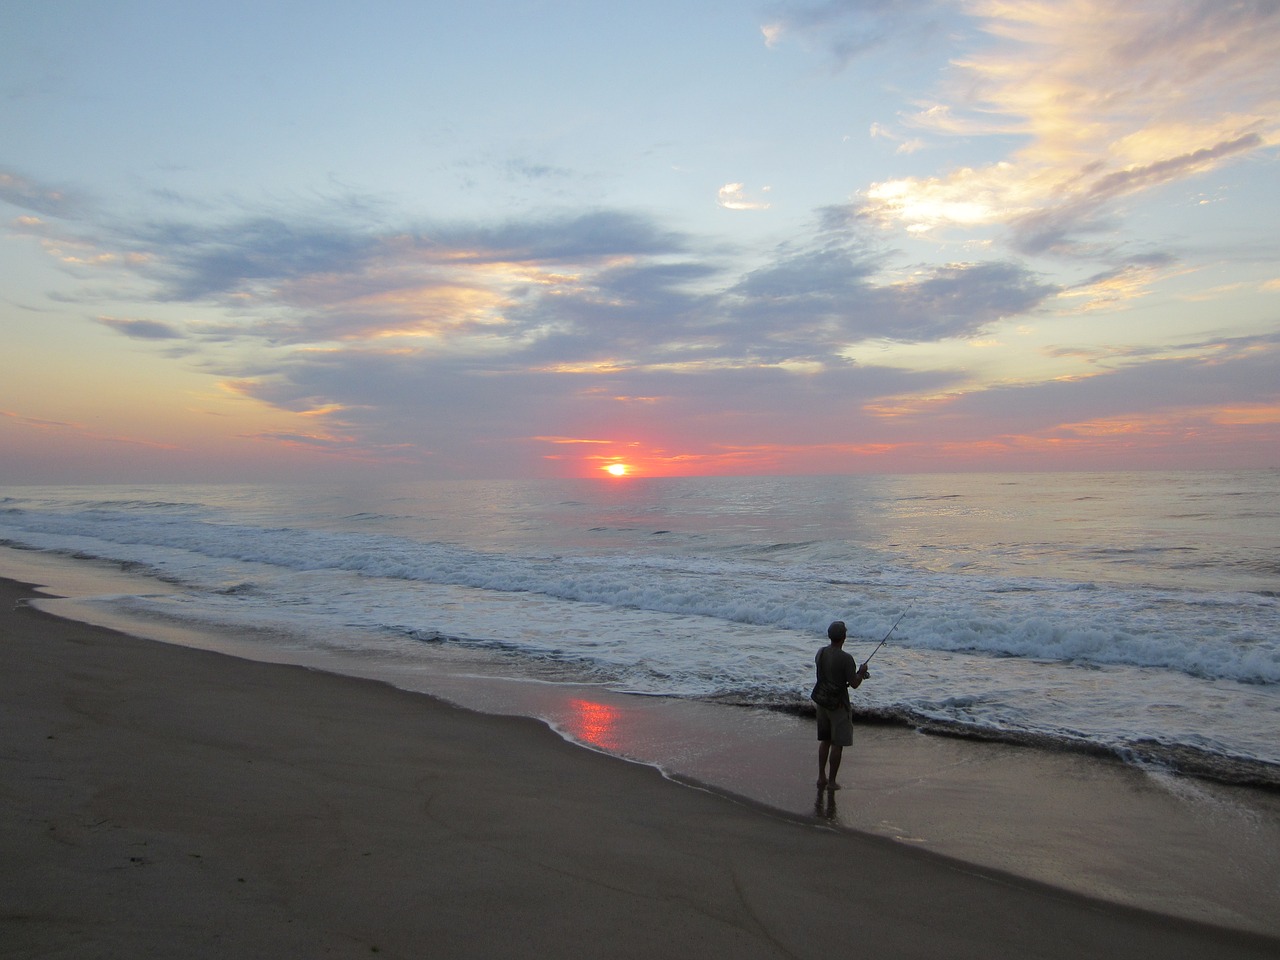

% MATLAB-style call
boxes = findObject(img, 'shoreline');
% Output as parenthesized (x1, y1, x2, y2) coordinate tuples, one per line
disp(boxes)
(835, 706, 1280, 793)
(3, 548, 1280, 943)
(4, 575, 1280, 958)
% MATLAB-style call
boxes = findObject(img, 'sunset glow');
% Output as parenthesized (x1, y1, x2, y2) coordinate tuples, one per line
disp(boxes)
(2, 1, 1277, 483)
(564, 699, 621, 750)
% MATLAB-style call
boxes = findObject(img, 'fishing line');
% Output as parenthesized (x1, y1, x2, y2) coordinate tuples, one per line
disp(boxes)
(863, 609, 908, 665)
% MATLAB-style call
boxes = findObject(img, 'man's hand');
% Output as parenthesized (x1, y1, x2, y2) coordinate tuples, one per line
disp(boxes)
(858, 663, 871, 680)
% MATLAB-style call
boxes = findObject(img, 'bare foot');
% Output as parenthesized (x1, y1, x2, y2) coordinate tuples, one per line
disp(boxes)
(816, 778, 827, 788)
(827, 781, 841, 791)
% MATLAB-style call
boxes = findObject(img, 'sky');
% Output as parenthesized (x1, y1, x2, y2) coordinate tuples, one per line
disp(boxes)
(2, 0, 1278, 483)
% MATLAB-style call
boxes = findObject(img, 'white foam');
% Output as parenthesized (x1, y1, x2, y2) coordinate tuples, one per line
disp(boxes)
(3, 473, 1278, 770)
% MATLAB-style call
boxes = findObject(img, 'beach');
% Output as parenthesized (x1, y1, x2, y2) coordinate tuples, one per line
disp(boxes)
(3, 575, 1278, 960)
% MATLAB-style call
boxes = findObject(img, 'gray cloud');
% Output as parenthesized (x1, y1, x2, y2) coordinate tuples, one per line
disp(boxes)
(503, 158, 579, 183)
(97, 316, 184, 340)
(1109, 1, 1280, 99)
(120, 209, 691, 318)
(231, 341, 961, 475)
(732, 244, 1056, 344)
(130, 216, 383, 301)
(765, 0, 946, 69)
(0, 169, 86, 219)
(509, 259, 725, 365)
(1012, 134, 1266, 256)
(938, 334, 1280, 434)
(6, 161, 1060, 374)
(22, 182, 1197, 473)
(429, 211, 688, 263)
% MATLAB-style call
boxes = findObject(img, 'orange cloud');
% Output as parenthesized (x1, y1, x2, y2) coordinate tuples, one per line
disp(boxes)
(0, 409, 186, 450)
(534, 435, 612, 445)
(863, 0, 1280, 257)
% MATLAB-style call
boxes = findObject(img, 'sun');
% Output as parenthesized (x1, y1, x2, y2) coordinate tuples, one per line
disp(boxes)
(605, 463, 629, 477)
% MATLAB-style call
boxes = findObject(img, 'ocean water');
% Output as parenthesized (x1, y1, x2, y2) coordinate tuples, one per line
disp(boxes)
(2, 470, 1277, 788)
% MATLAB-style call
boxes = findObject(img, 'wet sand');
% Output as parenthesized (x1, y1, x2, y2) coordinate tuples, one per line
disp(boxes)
(3, 575, 1278, 959)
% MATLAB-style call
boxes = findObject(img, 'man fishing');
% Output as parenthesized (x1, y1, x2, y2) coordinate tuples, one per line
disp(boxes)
(812, 620, 870, 791)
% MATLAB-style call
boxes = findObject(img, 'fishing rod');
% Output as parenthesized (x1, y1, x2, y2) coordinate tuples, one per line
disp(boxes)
(862, 610, 908, 665)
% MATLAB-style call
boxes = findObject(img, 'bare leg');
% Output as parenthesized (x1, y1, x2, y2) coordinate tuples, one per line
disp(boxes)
(827, 744, 844, 790)
(817, 740, 831, 787)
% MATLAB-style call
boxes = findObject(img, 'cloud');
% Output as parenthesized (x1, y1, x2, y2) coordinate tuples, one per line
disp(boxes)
(833, 333, 1280, 471)
(859, 0, 1280, 255)
(730, 237, 1056, 344)
(917, 333, 1280, 434)
(1011, 133, 1265, 255)
(430, 210, 686, 262)
(46, 182, 1042, 472)
(130, 216, 384, 301)
(1060, 253, 1181, 311)
(503, 158, 577, 182)
(0, 408, 186, 450)
(0, 170, 85, 219)
(762, 0, 946, 68)
(0, 409, 79, 430)
(228, 339, 959, 476)
(32, 181, 1062, 372)
(97, 316, 185, 340)
(74, 208, 697, 358)
(5, 3, 1275, 480)
(15, 163, 1219, 475)
(511, 258, 724, 366)
(717, 183, 772, 210)
(870, 122, 926, 155)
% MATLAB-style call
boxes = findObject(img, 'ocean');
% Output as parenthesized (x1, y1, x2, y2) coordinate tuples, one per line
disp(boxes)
(2, 469, 1277, 788)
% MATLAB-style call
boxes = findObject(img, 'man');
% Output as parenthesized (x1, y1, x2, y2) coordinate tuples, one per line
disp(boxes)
(814, 620, 870, 790)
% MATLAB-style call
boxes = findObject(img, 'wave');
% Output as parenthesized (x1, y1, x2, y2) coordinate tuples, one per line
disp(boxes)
(2, 503, 1278, 686)
(849, 706, 1280, 791)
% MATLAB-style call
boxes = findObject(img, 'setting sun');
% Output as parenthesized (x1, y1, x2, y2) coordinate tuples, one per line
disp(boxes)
(605, 463, 629, 477)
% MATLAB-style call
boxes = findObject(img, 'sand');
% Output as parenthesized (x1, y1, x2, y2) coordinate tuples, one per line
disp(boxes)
(2, 576, 1277, 960)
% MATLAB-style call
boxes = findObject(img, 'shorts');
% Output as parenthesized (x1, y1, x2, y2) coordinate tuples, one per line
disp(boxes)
(816, 703, 853, 747)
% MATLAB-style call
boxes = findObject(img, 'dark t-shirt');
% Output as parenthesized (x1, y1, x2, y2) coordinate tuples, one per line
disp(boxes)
(815, 644, 858, 707)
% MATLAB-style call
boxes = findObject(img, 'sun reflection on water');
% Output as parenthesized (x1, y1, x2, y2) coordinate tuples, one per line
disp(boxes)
(566, 698, 621, 750)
